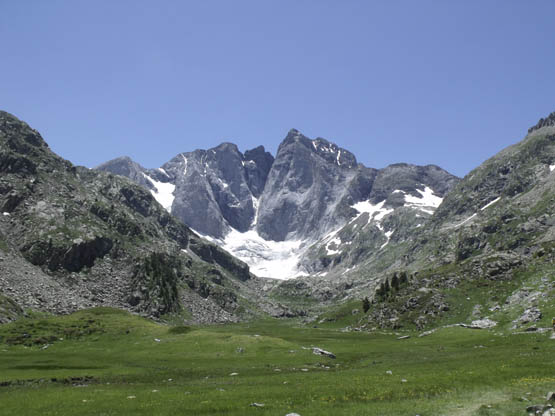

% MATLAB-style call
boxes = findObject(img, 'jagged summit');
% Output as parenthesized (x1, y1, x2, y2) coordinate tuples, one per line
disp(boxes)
(96, 156, 155, 190)
(98, 128, 459, 279)
(0, 111, 264, 324)
(278, 129, 357, 169)
(528, 111, 555, 134)
(0, 111, 49, 151)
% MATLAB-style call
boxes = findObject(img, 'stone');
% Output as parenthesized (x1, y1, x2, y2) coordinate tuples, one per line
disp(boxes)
(312, 347, 336, 359)
(525, 326, 537, 332)
(527, 404, 553, 414)
(461, 319, 497, 329)
(471, 304, 482, 318)
(250, 403, 265, 407)
(514, 307, 542, 328)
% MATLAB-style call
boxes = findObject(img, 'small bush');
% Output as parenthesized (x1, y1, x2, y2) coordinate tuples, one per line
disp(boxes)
(168, 325, 191, 335)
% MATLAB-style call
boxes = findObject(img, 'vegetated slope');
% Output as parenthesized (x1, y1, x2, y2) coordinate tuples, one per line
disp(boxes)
(354, 113, 555, 330)
(98, 129, 459, 279)
(0, 111, 279, 324)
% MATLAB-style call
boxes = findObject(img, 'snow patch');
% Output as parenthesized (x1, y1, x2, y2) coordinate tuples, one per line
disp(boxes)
(380, 230, 394, 249)
(550, 165, 555, 172)
(218, 229, 306, 280)
(320, 226, 344, 245)
(480, 197, 501, 211)
(342, 265, 357, 275)
(251, 197, 259, 227)
(351, 200, 393, 226)
(326, 237, 341, 255)
(2, 212, 9, 216)
(215, 177, 229, 189)
(158, 168, 170, 178)
(399, 186, 443, 214)
(336, 150, 342, 166)
(453, 213, 477, 229)
(142, 173, 175, 212)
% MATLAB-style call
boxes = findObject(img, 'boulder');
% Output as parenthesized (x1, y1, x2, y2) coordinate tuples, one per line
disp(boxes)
(312, 347, 336, 359)
(513, 307, 542, 328)
(461, 318, 497, 329)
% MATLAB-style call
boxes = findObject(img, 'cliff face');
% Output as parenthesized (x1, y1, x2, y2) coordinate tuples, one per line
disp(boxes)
(98, 128, 458, 279)
(0, 111, 273, 324)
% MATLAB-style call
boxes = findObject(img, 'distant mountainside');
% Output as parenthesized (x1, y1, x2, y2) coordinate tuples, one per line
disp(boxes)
(2, 109, 553, 332)
(98, 129, 459, 279)
(0, 111, 282, 324)
(315, 112, 555, 331)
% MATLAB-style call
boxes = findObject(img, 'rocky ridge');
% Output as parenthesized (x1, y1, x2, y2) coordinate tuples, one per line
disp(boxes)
(98, 129, 459, 280)
(2, 109, 554, 332)
(339, 114, 555, 330)
(0, 111, 285, 324)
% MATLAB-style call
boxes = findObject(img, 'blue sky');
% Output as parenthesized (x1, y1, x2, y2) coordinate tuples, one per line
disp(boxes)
(1, 1, 554, 177)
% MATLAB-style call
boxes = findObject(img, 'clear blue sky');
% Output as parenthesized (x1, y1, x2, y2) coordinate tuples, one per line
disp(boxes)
(2, 1, 554, 177)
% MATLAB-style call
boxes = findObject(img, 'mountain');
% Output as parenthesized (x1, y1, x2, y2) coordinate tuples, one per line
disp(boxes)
(98, 129, 459, 280)
(2, 109, 554, 332)
(0, 111, 282, 324)
(349, 113, 555, 330)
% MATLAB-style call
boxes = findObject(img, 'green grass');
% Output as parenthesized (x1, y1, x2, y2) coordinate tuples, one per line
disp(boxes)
(0, 308, 554, 415)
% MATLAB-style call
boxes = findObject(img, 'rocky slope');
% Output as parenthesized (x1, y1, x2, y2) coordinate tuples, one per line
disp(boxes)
(0, 111, 282, 324)
(2, 109, 554, 331)
(98, 129, 459, 279)
(340, 112, 555, 330)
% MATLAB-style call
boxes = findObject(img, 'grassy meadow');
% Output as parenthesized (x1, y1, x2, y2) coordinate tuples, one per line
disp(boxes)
(0, 308, 554, 415)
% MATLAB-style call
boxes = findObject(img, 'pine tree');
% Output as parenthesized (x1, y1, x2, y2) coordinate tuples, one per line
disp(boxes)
(362, 297, 371, 313)
(383, 278, 390, 296)
(399, 271, 408, 285)
(391, 273, 400, 291)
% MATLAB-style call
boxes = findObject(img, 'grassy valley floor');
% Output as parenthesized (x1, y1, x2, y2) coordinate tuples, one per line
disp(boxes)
(0, 308, 554, 415)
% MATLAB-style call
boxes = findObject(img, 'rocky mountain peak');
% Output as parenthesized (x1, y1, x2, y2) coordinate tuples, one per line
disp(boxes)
(97, 127, 460, 279)
(278, 128, 310, 151)
(213, 142, 241, 154)
(312, 137, 357, 168)
(278, 129, 357, 169)
(0, 111, 49, 152)
(96, 156, 154, 190)
(528, 111, 555, 134)
(243, 145, 274, 197)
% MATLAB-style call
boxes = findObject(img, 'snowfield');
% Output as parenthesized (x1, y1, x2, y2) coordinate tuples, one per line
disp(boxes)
(351, 200, 393, 226)
(199, 228, 307, 280)
(394, 186, 443, 215)
(222, 229, 306, 280)
(142, 173, 175, 212)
